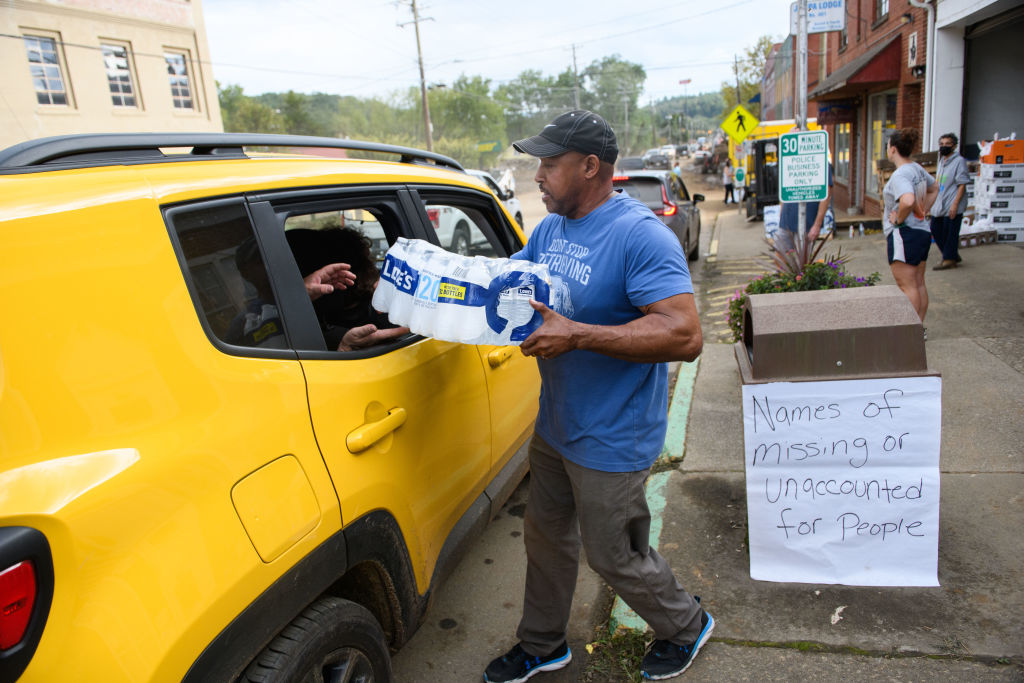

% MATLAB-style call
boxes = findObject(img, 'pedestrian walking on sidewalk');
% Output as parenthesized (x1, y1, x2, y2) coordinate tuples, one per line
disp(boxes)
(883, 128, 939, 322)
(929, 132, 970, 270)
(482, 109, 712, 683)
(722, 159, 735, 204)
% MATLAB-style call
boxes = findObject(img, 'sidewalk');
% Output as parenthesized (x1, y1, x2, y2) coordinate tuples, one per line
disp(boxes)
(656, 210, 1024, 679)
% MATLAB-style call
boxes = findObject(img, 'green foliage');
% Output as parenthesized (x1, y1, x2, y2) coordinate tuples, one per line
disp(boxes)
(726, 252, 881, 342)
(720, 34, 778, 119)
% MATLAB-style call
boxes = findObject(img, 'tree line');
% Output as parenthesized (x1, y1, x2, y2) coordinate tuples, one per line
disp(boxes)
(219, 41, 774, 167)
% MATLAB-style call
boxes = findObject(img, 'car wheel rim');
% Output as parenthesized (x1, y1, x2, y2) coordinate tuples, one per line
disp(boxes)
(319, 647, 376, 683)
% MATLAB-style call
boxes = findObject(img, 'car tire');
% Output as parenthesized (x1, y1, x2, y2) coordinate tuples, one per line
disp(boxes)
(241, 597, 391, 683)
(451, 224, 471, 255)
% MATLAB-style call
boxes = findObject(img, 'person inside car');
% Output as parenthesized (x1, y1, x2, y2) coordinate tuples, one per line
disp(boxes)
(286, 227, 409, 352)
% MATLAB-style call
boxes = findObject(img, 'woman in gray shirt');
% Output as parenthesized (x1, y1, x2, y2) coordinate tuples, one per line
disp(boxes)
(882, 128, 938, 322)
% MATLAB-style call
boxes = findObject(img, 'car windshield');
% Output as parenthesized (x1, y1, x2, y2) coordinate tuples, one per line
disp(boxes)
(614, 178, 663, 208)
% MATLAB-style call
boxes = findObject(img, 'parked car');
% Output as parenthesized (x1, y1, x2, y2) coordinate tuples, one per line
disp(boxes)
(659, 144, 677, 164)
(642, 148, 671, 169)
(0, 133, 540, 682)
(618, 156, 645, 171)
(466, 168, 523, 227)
(612, 169, 704, 261)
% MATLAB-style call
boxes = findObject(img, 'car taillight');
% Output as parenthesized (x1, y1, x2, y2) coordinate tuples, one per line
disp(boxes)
(655, 185, 677, 217)
(427, 208, 439, 227)
(611, 176, 629, 182)
(0, 560, 35, 650)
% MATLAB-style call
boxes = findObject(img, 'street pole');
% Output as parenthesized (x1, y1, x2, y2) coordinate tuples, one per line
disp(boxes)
(794, 0, 808, 248)
(410, 0, 433, 151)
(679, 78, 691, 144)
(572, 44, 580, 109)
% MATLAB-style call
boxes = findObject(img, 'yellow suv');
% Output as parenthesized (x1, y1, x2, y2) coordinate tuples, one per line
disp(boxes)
(0, 134, 539, 682)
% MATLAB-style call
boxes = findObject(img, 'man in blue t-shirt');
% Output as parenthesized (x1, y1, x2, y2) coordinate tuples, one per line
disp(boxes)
(483, 110, 712, 683)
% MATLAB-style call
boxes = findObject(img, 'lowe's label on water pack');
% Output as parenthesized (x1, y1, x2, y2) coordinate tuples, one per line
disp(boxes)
(373, 238, 551, 346)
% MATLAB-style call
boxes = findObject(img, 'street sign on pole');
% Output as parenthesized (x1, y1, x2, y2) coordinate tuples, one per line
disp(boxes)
(789, 0, 846, 34)
(720, 104, 759, 145)
(779, 130, 829, 203)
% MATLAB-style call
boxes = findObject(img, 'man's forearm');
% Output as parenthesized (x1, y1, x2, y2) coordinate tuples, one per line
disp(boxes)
(571, 309, 702, 363)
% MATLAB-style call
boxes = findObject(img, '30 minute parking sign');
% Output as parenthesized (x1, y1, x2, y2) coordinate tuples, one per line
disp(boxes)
(779, 130, 829, 203)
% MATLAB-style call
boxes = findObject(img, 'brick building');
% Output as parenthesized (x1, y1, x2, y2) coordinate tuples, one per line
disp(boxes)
(1, 0, 222, 149)
(808, 0, 933, 218)
(760, 34, 826, 122)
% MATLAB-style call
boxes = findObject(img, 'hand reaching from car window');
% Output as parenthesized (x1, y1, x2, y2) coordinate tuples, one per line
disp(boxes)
(304, 262, 357, 301)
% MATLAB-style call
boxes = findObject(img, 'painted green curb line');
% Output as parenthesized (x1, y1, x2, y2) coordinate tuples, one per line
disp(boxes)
(660, 357, 700, 463)
(610, 358, 700, 634)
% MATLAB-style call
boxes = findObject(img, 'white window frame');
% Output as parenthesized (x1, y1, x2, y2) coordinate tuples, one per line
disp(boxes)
(835, 122, 851, 184)
(22, 31, 73, 107)
(164, 49, 196, 111)
(866, 90, 897, 198)
(101, 40, 140, 109)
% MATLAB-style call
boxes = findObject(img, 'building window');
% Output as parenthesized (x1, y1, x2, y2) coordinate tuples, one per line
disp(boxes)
(164, 51, 194, 110)
(866, 91, 897, 197)
(875, 0, 889, 21)
(102, 43, 137, 108)
(23, 35, 69, 106)
(835, 122, 851, 183)
(839, 27, 848, 51)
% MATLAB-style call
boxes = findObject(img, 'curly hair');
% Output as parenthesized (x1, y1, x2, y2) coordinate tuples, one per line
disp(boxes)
(888, 128, 919, 158)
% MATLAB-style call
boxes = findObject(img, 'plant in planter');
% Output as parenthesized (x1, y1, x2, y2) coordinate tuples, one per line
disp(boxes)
(726, 248, 881, 343)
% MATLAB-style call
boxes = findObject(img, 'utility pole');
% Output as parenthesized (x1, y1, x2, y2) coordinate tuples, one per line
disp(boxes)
(734, 54, 742, 107)
(400, 0, 433, 151)
(650, 99, 656, 146)
(623, 95, 630, 156)
(571, 44, 580, 109)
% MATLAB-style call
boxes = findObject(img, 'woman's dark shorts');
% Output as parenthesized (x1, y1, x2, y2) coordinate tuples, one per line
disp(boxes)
(887, 226, 932, 265)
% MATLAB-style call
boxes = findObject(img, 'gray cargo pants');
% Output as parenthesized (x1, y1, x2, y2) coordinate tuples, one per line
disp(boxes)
(515, 434, 703, 656)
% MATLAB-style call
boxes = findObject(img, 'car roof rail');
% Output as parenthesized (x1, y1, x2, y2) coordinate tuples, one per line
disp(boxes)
(0, 133, 465, 172)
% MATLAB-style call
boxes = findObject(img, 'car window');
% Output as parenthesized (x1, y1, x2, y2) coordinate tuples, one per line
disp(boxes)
(279, 201, 409, 353)
(673, 176, 691, 202)
(168, 200, 288, 350)
(613, 177, 663, 209)
(422, 201, 501, 258)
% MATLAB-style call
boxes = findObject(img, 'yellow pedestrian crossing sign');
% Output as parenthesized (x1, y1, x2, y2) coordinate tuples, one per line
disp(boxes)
(721, 104, 759, 144)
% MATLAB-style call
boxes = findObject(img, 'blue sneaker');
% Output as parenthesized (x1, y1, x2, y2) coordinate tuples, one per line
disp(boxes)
(640, 609, 715, 680)
(483, 641, 571, 683)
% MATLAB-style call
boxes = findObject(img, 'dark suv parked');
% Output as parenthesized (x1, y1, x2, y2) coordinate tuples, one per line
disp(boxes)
(612, 170, 704, 261)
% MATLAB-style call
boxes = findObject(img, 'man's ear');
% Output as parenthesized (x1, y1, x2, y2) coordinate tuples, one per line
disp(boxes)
(582, 154, 601, 179)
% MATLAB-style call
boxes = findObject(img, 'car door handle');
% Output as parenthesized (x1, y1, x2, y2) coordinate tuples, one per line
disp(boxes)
(487, 347, 515, 368)
(346, 407, 407, 453)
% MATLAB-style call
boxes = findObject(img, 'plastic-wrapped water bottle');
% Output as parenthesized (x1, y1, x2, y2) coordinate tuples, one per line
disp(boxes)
(373, 238, 550, 345)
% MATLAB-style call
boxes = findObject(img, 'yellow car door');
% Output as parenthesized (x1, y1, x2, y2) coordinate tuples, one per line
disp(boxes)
(249, 191, 493, 593)
(409, 189, 541, 471)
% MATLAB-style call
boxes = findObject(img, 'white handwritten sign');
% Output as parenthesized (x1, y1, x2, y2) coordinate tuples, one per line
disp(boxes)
(742, 376, 941, 586)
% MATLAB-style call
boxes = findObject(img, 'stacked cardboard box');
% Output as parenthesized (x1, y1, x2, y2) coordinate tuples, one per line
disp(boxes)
(974, 140, 1024, 243)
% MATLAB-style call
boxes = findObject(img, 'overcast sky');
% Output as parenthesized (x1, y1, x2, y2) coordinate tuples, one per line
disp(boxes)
(202, 0, 799, 104)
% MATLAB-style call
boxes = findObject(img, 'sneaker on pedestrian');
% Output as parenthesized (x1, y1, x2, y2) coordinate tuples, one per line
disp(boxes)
(484, 641, 571, 683)
(640, 610, 715, 680)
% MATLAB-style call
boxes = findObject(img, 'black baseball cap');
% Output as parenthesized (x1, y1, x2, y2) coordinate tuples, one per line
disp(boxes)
(513, 110, 618, 165)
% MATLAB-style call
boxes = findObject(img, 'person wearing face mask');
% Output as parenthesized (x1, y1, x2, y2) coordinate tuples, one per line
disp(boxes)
(929, 133, 971, 270)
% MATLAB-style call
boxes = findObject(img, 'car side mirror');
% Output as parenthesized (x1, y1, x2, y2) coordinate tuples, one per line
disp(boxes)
(505, 189, 514, 199)
(693, 194, 705, 203)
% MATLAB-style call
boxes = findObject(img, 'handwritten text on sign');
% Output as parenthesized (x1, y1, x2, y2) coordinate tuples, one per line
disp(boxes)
(742, 376, 941, 586)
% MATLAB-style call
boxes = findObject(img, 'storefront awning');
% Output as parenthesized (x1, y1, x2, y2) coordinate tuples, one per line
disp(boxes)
(809, 37, 901, 100)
